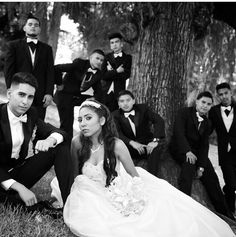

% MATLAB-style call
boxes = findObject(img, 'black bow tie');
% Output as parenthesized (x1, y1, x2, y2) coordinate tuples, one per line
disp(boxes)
(27, 41, 37, 52)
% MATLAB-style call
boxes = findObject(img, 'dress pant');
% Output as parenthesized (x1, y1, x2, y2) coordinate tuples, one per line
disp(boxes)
(221, 150, 236, 213)
(174, 154, 234, 219)
(127, 144, 163, 177)
(0, 143, 73, 205)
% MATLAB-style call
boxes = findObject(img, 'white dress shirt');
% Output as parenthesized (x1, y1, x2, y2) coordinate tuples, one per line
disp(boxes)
(27, 38, 38, 66)
(1, 106, 63, 190)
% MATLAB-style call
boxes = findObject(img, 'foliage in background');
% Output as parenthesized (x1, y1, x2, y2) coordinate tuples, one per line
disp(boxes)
(1, 2, 236, 131)
(187, 19, 236, 106)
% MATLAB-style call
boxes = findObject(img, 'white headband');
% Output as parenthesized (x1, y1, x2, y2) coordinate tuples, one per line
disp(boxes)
(80, 100, 101, 109)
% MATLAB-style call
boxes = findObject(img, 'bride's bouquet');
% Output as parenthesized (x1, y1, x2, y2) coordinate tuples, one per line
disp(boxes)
(106, 176, 147, 217)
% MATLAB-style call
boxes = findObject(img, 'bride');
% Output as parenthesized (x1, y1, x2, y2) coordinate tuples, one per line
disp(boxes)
(58, 99, 235, 237)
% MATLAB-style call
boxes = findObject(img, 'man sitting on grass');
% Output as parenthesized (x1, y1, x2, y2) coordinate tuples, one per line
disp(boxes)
(0, 72, 73, 218)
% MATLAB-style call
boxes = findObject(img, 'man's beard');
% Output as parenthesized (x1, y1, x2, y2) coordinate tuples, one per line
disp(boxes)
(27, 33, 38, 38)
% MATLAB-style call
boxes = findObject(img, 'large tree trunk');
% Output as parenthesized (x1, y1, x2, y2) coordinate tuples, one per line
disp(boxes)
(48, 2, 63, 58)
(35, 2, 48, 43)
(130, 2, 195, 139)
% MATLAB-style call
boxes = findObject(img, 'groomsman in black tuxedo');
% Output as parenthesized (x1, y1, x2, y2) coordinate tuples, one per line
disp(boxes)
(169, 91, 234, 219)
(209, 82, 236, 216)
(103, 32, 132, 112)
(0, 72, 73, 216)
(54, 49, 105, 139)
(112, 90, 165, 176)
(4, 14, 54, 119)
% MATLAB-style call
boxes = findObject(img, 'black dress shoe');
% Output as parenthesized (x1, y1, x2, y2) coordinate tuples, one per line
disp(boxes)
(36, 200, 63, 219)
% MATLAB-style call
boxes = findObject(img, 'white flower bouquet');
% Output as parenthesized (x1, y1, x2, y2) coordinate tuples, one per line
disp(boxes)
(106, 176, 147, 217)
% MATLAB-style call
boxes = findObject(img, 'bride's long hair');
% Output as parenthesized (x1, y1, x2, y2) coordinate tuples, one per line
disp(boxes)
(77, 99, 118, 187)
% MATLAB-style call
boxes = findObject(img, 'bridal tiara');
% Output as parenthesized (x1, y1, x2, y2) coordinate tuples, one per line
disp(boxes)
(80, 100, 101, 109)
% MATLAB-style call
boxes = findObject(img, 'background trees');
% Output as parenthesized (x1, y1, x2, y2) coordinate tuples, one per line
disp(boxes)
(1, 2, 236, 138)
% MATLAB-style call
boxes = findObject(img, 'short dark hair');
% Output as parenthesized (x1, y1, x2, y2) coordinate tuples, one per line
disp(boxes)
(216, 82, 231, 92)
(11, 72, 38, 90)
(117, 90, 135, 100)
(25, 14, 40, 26)
(91, 49, 105, 57)
(108, 32, 123, 41)
(196, 91, 213, 102)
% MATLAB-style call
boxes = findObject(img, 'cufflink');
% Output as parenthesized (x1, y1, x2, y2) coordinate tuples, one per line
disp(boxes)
(152, 138, 159, 143)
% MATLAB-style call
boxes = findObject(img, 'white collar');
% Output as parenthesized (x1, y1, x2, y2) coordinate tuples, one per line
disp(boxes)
(114, 52, 123, 58)
(124, 110, 135, 118)
(7, 106, 27, 124)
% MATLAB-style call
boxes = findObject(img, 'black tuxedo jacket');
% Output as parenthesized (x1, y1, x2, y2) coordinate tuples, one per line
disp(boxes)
(112, 104, 165, 145)
(55, 58, 103, 102)
(209, 104, 236, 165)
(0, 103, 66, 183)
(102, 51, 132, 97)
(169, 107, 210, 168)
(4, 38, 54, 106)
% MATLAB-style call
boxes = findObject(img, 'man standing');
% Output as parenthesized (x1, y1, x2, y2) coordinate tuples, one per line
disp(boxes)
(103, 32, 132, 112)
(0, 72, 73, 215)
(209, 82, 236, 216)
(54, 49, 105, 139)
(4, 14, 54, 119)
(112, 90, 165, 176)
(169, 91, 234, 219)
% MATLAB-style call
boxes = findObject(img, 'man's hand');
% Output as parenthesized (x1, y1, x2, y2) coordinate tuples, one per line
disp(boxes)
(42, 94, 53, 107)
(107, 61, 113, 71)
(116, 64, 124, 73)
(11, 182, 37, 206)
(196, 167, 204, 178)
(129, 140, 146, 155)
(146, 141, 158, 155)
(35, 137, 56, 154)
(186, 151, 197, 164)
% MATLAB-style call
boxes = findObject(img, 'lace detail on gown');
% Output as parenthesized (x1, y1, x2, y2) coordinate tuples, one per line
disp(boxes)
(82, 160, 107, 186)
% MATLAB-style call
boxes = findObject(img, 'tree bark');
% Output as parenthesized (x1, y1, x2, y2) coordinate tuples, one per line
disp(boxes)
(35, 2, 48, 43)
(48, 2, 63, 58)
(130, 2, 195, 140)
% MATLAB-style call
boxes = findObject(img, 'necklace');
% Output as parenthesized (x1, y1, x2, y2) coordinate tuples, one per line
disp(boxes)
(91, 144, 102, 153)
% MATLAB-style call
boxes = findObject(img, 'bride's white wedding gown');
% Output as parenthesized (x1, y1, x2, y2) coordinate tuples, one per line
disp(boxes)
(58, 160, 235, 237)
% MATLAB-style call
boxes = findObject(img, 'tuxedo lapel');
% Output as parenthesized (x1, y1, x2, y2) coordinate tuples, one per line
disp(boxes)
(191, 108, 199, 132)
(121, 113, 136, 138)
(22, 40, 34, 69)
(33, 41, 42, 69)
(215, 105, 229, 132)
(0, 104, 13, 158)
(19, 113, 32, 159)
(32, 41, 39, 68)
(229, 104, 236, 133)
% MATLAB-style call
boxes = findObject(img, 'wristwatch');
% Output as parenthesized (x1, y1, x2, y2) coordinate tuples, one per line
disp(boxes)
(199, 167, 204, 172)
(152, 138, 159, 143)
